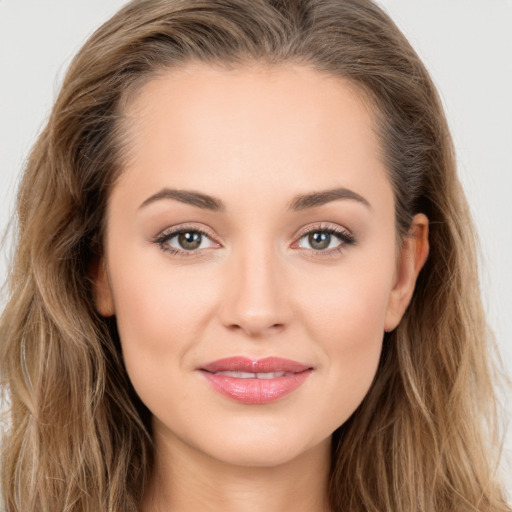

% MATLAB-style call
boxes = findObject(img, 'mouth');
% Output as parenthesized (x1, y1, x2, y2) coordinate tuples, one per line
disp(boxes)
(199, 357, 313, 404)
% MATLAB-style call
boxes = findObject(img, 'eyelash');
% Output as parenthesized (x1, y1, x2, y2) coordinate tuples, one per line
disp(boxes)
(153, 223, 356, 257)
(153, 224, 219, 257)
(293, 224, 356, 256)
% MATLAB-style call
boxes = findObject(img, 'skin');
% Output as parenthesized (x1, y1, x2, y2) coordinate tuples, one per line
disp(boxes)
(93, 63, 429, 512)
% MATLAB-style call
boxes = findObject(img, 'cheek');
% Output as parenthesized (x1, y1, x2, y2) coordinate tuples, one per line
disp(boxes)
(298, 251, 394, 346)
(105, 246, 218, 392)
(294, 255, 395, 419)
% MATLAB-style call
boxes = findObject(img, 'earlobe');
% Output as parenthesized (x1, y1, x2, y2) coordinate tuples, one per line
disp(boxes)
(90, 255, 115, 317)
(384, 213, 429, 332)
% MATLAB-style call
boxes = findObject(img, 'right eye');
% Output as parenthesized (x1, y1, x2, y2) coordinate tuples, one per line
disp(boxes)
(155, 227, 219, 255)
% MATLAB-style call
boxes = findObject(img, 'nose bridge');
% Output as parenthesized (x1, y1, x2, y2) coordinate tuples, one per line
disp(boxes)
(219, 236, 288, 336)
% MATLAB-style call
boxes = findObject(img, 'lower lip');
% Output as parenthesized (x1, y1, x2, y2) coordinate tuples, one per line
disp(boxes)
(201, 370, 312, 404)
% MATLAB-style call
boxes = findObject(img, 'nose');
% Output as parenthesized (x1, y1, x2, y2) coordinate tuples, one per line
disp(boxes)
(218, 244, 289, 338)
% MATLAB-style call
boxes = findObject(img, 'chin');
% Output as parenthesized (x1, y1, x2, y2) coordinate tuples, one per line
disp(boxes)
(191, 424, 332, 469)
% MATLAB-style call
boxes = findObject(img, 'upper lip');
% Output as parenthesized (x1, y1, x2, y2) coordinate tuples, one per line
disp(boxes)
(200, 356, 312, 373)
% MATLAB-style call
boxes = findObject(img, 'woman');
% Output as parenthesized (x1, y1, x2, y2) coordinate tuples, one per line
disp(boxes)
(0, 0, 509, 511)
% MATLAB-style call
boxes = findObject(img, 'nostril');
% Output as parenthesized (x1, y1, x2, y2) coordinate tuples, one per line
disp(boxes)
(225, 321, 285, 337)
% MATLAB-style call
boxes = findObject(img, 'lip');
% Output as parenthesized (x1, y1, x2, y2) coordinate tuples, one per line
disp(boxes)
(199, 357, 313, 404)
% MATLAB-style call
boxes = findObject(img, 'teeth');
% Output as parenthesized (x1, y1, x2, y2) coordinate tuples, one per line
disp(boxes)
(257, 372, 286, 379)
(214, 371, 287, 379)
(218, 371, 256, 379)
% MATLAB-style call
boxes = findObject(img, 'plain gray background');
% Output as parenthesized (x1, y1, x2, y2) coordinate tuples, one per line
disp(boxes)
(1, 0, 511, 495)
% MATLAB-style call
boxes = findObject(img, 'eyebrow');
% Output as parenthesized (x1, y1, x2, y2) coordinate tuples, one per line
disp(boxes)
(139, 188, 225, 211)
(288, 187, 371, 211)
(139, 186, 371, 212)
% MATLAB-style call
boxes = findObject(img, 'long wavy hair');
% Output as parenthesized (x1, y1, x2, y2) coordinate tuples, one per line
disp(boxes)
(0, 0, 509, 510)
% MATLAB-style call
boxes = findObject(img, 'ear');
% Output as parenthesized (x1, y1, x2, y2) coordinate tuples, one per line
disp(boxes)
(89, 255, 115, 317)
(384, 213, 429, 332)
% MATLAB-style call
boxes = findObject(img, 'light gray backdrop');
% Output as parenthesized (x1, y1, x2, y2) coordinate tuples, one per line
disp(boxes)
(1, 0, 511, 496)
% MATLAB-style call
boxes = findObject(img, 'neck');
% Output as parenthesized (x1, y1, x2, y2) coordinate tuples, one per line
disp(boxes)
(142, 434, 332, 512)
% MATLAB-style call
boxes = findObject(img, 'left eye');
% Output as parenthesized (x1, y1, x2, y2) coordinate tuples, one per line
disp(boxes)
(297, 230, 349, 251)
(161, 230, 216, 251)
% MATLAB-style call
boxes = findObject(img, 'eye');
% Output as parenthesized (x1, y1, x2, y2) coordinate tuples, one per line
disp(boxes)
(295, 226, 356, 253)
(155, 227, 219, 255)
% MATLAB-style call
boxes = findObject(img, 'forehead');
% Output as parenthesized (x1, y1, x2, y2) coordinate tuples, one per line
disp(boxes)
(115, 62, 390, 211)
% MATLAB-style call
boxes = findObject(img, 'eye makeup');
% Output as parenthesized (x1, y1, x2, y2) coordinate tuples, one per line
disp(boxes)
(152, 222, 356, 258)
(153, 224, 221, 257)
(292, 223, 356, 257)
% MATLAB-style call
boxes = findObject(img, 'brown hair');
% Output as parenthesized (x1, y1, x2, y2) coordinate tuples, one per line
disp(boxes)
(1, 0, 509, 510)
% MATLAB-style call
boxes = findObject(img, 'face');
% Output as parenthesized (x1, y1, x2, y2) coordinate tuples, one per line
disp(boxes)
(94, 63, 428, 468)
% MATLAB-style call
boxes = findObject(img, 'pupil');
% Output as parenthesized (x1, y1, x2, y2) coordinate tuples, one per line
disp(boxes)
(309, 232, 330, 250)
(178, 231, 202, 250)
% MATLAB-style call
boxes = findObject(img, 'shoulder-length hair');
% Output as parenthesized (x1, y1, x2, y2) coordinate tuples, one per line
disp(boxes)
(1, 1, 509, 511)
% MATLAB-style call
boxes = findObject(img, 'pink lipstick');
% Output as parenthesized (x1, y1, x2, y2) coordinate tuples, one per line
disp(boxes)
(199, 357, 312, 404)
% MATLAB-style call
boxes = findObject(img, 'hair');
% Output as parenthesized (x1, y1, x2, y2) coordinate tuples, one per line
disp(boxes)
(0, 0, 509, 511)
